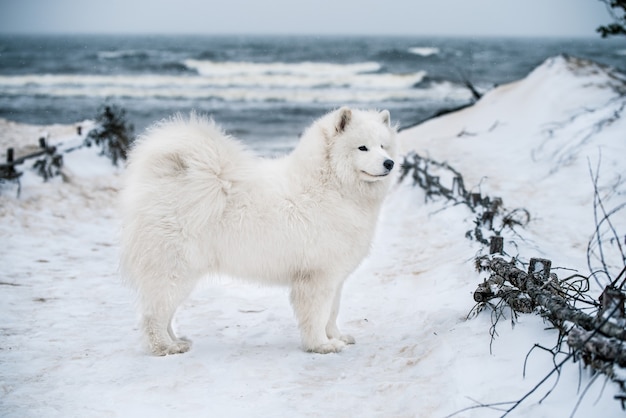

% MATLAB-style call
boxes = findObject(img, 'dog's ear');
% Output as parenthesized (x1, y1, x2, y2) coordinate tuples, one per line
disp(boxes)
(335, 107, 352, 134)
(380, 109, 391, 127)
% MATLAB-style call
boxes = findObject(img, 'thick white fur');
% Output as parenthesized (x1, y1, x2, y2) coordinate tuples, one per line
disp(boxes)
(120, 107, 397, 355)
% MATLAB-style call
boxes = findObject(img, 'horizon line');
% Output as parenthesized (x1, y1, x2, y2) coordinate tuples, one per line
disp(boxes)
(0, 31, 611, 40)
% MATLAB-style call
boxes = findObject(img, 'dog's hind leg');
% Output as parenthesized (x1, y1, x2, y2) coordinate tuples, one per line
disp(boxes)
(140, 275, 197, 356)
(290, 275, 347, 354)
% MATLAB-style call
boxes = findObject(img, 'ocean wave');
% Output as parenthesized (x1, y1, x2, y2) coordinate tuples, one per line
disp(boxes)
(183, 60, 382, 76)
(0, 71, 426, 93)
(0, 69, 427, 90)
(97, 50, 151, 60)
(408, 47, 440, 57)
(0, 70, 472, 104)
(182, 60, 425, 89)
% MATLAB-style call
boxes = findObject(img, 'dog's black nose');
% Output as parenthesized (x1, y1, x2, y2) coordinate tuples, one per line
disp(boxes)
(383, 159, 394, 171)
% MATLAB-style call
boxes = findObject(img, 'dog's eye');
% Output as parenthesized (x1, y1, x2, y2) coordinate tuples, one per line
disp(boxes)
(358, 146, 368, 151)
(380, 144, 385, 149)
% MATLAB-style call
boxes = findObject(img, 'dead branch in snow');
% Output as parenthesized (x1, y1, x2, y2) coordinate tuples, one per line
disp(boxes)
(535, 97, 626, 173)
(400, 151, 530, 250)
(587, 155, 626, 287)
(0, 104, 134, 197)
(454, 65, 483, 102)
(464, 164, 626, 415)
(474, 257, 626, 342)
(470, 256, 626, 415)
(402, 150, 626, 414)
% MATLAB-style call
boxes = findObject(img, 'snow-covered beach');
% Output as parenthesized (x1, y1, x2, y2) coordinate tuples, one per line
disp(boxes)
(1, 55, 625, 417)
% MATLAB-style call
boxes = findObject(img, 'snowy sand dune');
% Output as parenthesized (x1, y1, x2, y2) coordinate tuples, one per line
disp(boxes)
(1, 55, 625, 417)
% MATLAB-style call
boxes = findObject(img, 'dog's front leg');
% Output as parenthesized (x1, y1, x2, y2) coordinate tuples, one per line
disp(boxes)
(290, 276, 347, 354)
(325, 282, 355, 345)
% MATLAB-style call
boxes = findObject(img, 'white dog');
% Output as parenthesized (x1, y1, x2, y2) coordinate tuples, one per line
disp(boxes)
(120, 107, 397, 355)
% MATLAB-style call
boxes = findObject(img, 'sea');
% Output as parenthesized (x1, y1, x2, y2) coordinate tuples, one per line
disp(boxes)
(1, 35, 625, 155)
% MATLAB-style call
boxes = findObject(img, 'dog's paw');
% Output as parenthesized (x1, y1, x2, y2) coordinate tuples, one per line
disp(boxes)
(151, 339, 192, 356)
(306, 338, 346, 354)
(339, 334, 356, 345)
(326, 328, 356, 345)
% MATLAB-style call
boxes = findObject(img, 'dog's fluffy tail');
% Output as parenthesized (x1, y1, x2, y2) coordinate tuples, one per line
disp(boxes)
(119, 113, 255, 285)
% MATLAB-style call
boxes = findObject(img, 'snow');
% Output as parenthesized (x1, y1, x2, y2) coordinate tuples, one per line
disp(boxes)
(1, 55, 625, 417)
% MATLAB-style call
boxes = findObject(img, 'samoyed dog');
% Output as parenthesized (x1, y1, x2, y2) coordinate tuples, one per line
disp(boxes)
(120, 107, 397, 355)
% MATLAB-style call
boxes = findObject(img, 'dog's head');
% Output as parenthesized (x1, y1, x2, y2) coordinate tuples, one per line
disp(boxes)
(326, 107, 397, 187)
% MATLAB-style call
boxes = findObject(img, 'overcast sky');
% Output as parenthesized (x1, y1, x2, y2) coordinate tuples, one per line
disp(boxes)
(0, 0, 616, 37)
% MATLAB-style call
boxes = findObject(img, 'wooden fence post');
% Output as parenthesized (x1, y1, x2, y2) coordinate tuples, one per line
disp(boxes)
(528, 258, 551, 280)
(481, 211, 495, 230)
(470, 193, 482, 208)
(489, 236, 504, 254)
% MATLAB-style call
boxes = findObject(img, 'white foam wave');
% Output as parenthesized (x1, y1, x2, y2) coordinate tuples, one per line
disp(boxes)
(0, 72, 470, 103)
(616, 49, 626, 56)
(408, 47, 440, 57)
(183, 60, 381, 76)
(97, 50, 148, 60)
(0, 70, 425, 89)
